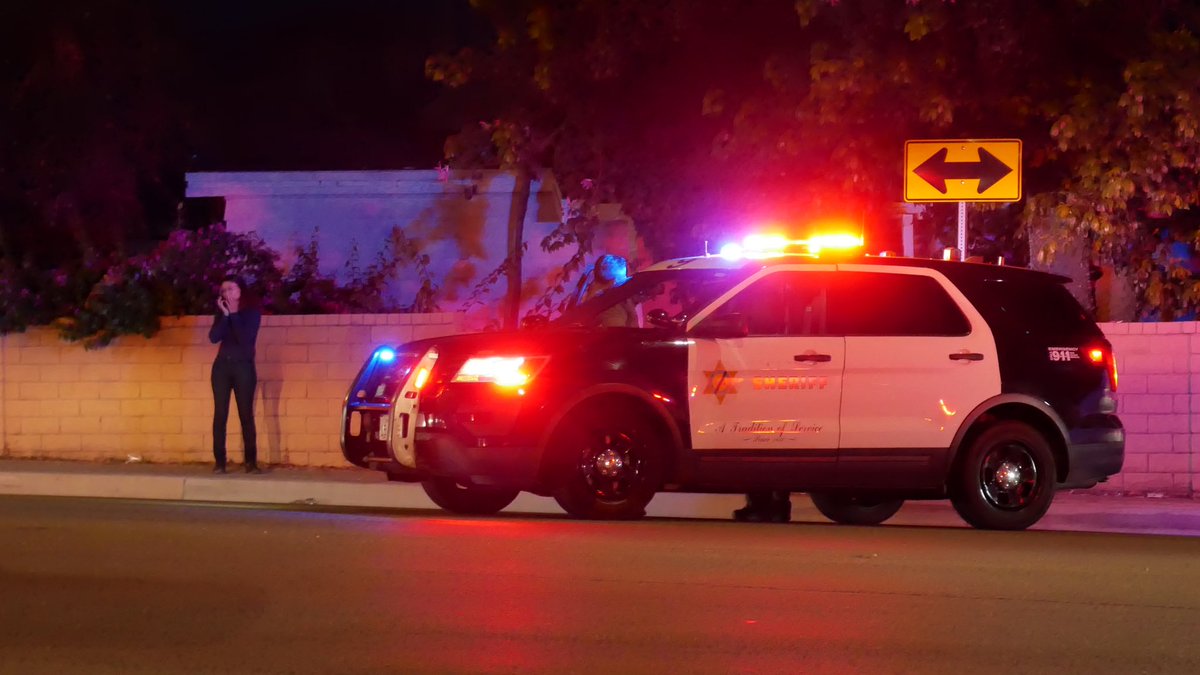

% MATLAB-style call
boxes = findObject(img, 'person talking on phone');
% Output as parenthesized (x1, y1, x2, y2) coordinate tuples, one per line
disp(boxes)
(208, 275, 263, 474)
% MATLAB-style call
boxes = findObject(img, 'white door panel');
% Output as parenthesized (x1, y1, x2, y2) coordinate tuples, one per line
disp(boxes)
(840, 336, 999, 448)
(835, 264, 1001, 449)
(689, 337, 844, 450)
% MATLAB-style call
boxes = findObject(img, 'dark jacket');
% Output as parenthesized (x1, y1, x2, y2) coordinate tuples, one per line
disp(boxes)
(208, 309, 262, 362)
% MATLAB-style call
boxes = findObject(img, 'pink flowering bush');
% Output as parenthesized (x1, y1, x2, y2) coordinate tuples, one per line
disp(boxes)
(151, 226, 284, 317)
(54, 258, 163, 347)
(4, 224, 433, 348)
(53, 225, 284, 347)
(0, 257, 107, 335)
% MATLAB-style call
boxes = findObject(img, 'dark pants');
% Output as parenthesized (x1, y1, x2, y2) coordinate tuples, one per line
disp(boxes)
(212, 358, 257, 467)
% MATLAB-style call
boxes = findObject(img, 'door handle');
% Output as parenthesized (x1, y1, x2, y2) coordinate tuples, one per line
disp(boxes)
(794, 354, 832, 363)
(949, 352, 984, 361)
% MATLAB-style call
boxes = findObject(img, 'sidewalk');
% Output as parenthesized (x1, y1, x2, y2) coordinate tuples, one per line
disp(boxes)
(2, 458, 1198, 536)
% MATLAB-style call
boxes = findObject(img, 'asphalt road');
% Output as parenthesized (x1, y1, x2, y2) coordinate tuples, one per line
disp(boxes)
(2, 496, 1198, 675)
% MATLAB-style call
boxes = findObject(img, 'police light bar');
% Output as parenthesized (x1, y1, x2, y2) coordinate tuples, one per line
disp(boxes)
(716, 232, 864, 260)
(805, 233, 864, 254)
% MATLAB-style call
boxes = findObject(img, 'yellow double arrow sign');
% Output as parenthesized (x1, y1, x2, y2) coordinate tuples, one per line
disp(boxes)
(904, 139, 1022, 203)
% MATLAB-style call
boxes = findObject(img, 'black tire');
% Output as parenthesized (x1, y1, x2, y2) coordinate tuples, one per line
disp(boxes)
(549, 401, 666, 520)
(809, 493, 904, 525)
(420, 478, 519, 515)
(949, 421, 1057, 530)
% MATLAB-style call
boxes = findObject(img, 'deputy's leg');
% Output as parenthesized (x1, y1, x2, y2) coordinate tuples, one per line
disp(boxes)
(733, 491, 792, 523)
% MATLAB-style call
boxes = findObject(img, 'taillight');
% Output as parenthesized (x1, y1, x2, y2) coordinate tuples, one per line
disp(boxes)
(1087, 344, 1118, 392)
(1109, 352, 1118, 392)
(413, 367, 430, 390)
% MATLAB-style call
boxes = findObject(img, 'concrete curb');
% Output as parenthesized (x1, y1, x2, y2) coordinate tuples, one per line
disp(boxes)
(0, 465, 749, 517)
(0, 471, 187, 501)
(0, 467, 432, 510)
(2, 460, 1200, 534)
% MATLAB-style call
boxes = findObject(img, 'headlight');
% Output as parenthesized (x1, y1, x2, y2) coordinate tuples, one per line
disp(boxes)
(453, 356, 548, 387)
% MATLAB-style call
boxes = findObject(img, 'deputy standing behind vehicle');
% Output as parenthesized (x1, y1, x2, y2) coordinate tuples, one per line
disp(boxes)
(208, 275, 262, 474)
(583, 254, 639, 328)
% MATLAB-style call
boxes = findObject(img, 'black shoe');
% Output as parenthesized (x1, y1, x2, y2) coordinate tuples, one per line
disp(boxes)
(732, 506, 788, 523)
(245, 464, 263, 475)
(732, 498, 791, 523)
(212, 464, 226, 474)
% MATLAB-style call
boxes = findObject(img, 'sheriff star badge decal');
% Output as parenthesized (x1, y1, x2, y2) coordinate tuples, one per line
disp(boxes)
(703, 360, 740, 404)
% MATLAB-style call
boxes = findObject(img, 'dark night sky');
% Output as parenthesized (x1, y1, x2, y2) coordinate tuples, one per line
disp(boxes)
(0, 0, 494, 255)
(0, 0, 489, 172)
(167, 0, 489, 170)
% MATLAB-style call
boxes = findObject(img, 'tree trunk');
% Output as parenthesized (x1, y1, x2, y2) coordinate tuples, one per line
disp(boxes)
(504, 169, 532, 330)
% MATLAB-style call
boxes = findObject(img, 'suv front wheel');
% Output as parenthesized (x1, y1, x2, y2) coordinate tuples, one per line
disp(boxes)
(549, 401, 665, 520)
(950, 421, 1057, 530)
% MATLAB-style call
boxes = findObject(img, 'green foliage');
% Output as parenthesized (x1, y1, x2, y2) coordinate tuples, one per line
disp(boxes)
(525, 190, 600, 319)
(274, 233, 347, 314)
(0, 258, 106, 335)
(54, 259, 164, 348)
(273, 227, 439, 316)
(434, 0, 1200, 318)
(52, 225, 283, 348)
(913, 203, 1031, 266)
(153, 227, 283, 317)
(3, 224, 436, 348)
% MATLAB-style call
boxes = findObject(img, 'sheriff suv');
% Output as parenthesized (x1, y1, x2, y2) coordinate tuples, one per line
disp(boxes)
(340, 244, 1124, 530)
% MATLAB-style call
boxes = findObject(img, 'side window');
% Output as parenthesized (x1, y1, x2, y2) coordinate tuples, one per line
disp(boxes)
(707, 274, 788, 336)
(828, 272, 970, 336)
(703, 272, 828, 336)
(785, 274, 829, 336)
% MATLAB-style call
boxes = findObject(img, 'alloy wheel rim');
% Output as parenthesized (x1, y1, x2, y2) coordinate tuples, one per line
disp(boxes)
(979, 442, 1039, 511)
(578, 429, 644, 502)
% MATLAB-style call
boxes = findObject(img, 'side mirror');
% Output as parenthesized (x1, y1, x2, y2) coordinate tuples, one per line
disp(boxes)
(646, 308, 674, 328)
(691, 313, 749, 339)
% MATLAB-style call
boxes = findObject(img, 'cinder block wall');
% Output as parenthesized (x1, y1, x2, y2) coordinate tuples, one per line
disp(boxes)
(0, 314, 464, 467)
(1100, 322, 1198, 497)
(0, 316, 1195, 495)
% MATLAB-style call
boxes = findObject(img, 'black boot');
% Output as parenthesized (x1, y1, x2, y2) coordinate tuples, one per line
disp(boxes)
(733, 491, 791, 523)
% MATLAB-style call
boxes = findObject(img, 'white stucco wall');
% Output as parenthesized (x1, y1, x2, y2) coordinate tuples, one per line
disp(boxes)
(186, 170, 639, 329)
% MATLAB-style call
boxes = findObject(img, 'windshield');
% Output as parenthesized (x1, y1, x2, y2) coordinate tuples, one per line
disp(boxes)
(557, 267, 754, 329)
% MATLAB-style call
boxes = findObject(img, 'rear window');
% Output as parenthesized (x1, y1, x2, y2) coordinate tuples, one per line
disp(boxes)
(956, 277, 1100, 339)
(827, 272, 971, 337)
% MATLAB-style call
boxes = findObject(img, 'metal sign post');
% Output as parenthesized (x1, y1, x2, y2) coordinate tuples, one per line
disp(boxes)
(904, 139, 1022, 261)
(957, 201, 967, 261)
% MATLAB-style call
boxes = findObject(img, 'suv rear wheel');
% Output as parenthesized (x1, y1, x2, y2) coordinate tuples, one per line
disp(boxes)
(549, 401, 665, 520)
(421, 478, 519, 515)
(950, 421, 1057, 530)
(810, 494, 904, 525)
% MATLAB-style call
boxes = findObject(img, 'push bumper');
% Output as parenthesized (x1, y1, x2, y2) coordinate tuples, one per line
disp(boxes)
(414, 430, 542, 490)
(341, 410, 542, 490)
